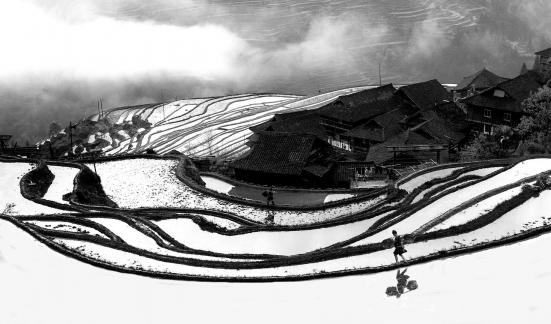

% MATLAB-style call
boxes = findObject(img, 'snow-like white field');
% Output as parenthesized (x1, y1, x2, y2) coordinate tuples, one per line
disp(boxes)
(427, 187, 523, 232)
(89, 159, 384, 226)
(21, 186, 551, 277)
(351, 159, 551, 246)
(202, 176, 235, 195)
(3, 155, 551, 316)
(3, 217, 551, 324)
(76, 217, 255, 262)
(410, 166, 503, 204)
(410, 166, 505, 203)
(323, 194, 355, 203)
(0, 162, 65, 216)
(42, 166, 79, 204)
(399, 167, 461, 193)
(202, 176, 356, 205)
(155, 211, 393, 256)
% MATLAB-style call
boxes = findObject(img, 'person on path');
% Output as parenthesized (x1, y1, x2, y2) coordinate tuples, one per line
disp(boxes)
(392, 230, 407, 263)
(263, 186, 275, 206)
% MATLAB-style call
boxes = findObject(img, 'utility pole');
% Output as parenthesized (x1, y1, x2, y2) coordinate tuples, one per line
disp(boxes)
(69, 121, 73, 155)
(379, 63, 382, 86)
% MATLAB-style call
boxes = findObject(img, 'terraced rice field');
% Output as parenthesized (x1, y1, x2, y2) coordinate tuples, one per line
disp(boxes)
(2, 156, 551, 281)
(87, 88, 377, 158)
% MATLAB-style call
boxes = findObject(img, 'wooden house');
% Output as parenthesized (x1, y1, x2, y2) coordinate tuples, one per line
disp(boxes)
(232, 132, 337, 187)
(315, 84, 400, 153)
(396, 79, 452, 111)
(453, 68, 509, 100)
(462, 71, 543, 134)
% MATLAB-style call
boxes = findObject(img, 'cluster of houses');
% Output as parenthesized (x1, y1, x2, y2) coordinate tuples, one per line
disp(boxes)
(231, 47, 551, 188)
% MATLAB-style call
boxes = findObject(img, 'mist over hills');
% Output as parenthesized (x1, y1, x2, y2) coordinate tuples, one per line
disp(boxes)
(1, 0, 550, 143)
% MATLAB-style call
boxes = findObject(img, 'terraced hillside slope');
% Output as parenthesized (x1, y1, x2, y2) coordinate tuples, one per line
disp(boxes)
(2, 156, 551, 281)
(42, 87, 376, 158)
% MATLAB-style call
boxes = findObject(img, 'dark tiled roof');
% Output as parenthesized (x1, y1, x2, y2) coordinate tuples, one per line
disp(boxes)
(535, 47, 551, 56)
(463, 72, 543, 113)
(317, 84, 398, 123)
(265, 113, 326, 138)
(413, 117, 466, 144)
(343, 103, 419, 142)
(273, 110, 313, 121)
(374, 106, 415, 139)
(232, 132, 320, 175)
(496, 71, 543, 99)
(398, 79, 452, 111)
(421, 103, 468, 143)
(455, 68, 509, 91)
(365, 128, 444, 164)
(343, 121, 385, 142)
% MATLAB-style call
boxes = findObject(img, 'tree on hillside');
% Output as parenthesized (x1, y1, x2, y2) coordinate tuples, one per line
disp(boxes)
(460, 126, 513, 161)
(517, 86, 551, 148)
(48, 122, 62, 137)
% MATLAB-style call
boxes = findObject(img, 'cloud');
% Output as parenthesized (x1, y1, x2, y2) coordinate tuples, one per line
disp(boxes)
(405, 18, 450, 62)
(0, 0, 390, 142)
(0, 0, 544, 142)
(0, 1, 249, 81)
(515, 0, 551, 41)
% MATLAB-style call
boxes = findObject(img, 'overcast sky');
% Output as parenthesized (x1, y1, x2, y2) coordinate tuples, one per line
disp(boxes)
(1, 0, 550, 142)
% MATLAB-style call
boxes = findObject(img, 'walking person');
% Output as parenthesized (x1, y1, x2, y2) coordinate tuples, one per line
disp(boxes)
(392, 230, 407, 263)
(262, 186, 275, 206)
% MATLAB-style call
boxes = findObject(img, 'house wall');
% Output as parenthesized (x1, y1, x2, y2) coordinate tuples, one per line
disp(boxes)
(466, 104, 522, 134)
(319, 117, 353, 135)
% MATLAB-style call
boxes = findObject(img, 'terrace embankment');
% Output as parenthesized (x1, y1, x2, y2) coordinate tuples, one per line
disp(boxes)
(63, 166, 118, 208)
(20, 161, 54, 199)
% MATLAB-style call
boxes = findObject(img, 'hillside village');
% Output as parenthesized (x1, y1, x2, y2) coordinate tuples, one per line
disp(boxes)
(2, 47, 551, 189)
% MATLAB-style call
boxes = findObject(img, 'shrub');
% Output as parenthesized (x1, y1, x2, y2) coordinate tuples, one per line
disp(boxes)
(1, 203, 16, 215)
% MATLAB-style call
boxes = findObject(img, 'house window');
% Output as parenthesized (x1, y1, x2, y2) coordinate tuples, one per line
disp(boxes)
(493, 89, 506, 98)
(504, 113, 511, 122)
(483, 124, 493, 135)
(484, 109, 492, 118)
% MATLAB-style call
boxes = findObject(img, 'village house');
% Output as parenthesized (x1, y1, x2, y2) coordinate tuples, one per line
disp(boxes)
(395, 79, 452, 112)
(231, 132, 339, 187)
(364, 101, 467, 166)
(242, 80, 468, 174)
(315, 84, 400, 153)
(462, 71, 543, 135)
(453, 68, 509, 101)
